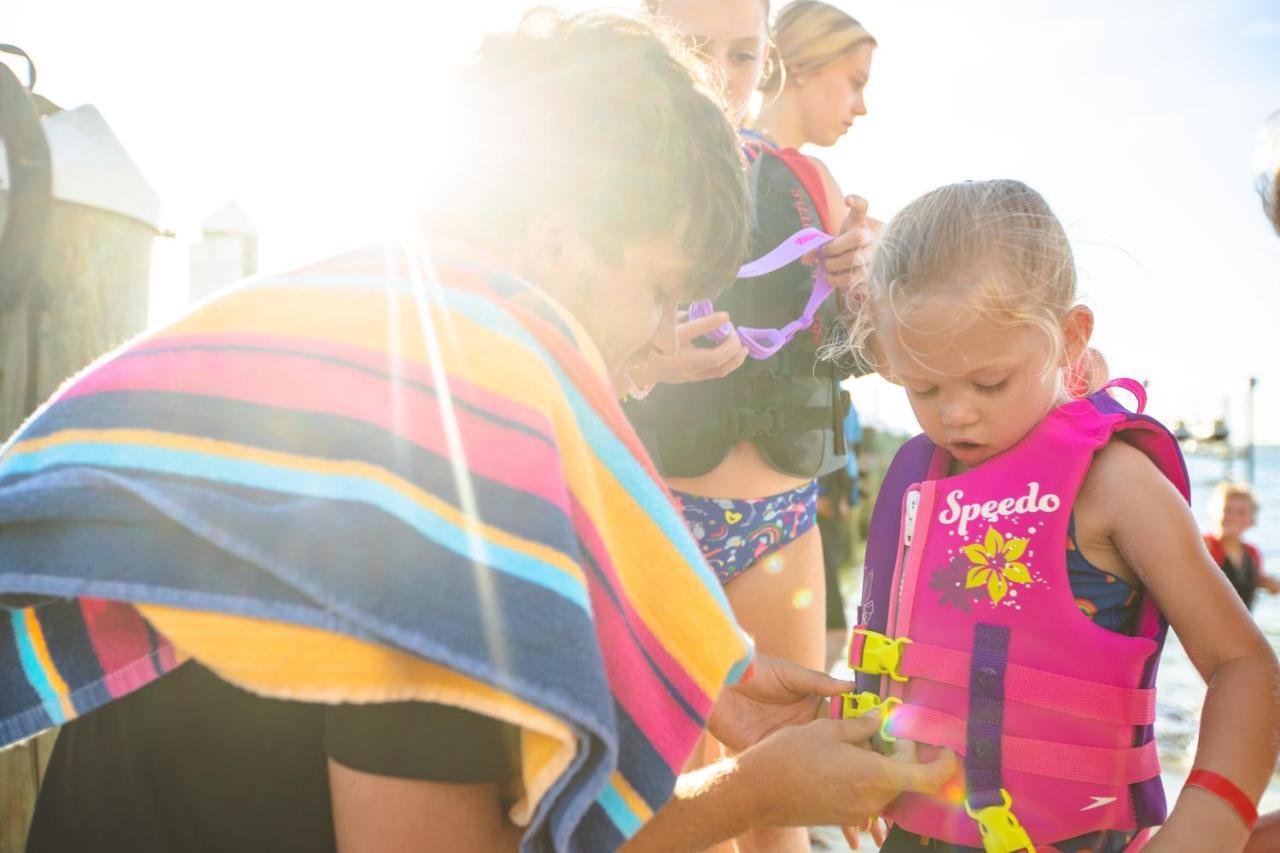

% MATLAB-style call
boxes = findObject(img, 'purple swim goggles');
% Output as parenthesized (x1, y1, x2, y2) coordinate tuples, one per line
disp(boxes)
(686, 227, 835, 360)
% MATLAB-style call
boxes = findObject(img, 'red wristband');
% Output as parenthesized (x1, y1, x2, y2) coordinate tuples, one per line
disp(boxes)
(1184, 769, 1258, 830)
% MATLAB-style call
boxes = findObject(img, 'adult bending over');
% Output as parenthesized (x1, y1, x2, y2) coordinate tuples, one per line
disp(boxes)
(0, 11, 952, 853)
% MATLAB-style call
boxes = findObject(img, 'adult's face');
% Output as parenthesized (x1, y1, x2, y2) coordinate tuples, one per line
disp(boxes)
(530, 227, 692, 387)
(659, 0, 768, 125)
(792, 41, 874, 147)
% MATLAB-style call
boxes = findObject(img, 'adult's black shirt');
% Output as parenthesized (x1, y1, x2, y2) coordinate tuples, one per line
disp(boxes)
(25, 661, 517, 853)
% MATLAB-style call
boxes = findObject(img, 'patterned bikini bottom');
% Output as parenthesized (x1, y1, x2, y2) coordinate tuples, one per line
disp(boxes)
(674, 480, 819, 585)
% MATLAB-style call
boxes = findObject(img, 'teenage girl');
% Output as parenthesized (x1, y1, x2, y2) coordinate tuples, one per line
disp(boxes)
(632, 0, 876, 697)
(631, 2, 877, 849)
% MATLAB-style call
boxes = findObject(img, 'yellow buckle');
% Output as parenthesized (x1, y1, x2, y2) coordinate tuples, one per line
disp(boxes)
(840, 691, 881, 718)
(839, 693, 901, 743)
(851, 629, 912, 682)
(964, 789, 1036, 853)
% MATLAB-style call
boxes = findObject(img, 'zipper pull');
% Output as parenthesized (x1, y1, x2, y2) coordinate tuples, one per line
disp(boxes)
(903, 490, 921, 546)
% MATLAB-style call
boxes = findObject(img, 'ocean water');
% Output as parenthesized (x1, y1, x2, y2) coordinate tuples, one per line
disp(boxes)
(824, 445, 1280, 850)
(1160, 446, 1280, 811)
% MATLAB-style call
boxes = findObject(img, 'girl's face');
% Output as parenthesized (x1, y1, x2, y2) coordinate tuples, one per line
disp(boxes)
(878, 293, 1090, 469)
(792, 41, 874, 147)
(1219, 495, 1257, 538)
(659, 0, 768, 124)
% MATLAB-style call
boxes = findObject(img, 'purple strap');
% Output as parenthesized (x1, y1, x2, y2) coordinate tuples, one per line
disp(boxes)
(966, 623, 1010, 809)
(687, 227, 835, 360)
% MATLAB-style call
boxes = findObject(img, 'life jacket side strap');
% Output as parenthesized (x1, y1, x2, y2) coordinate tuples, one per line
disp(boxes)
(848, 628, 1157, 725)
(890, 704, 1161, 786)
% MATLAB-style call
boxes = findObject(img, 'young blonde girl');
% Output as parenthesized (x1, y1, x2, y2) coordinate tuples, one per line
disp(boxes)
(849, 179, 1279, 852)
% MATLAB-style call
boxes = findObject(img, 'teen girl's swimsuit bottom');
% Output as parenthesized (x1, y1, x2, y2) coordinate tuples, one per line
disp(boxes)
(675, 480, 819, 585)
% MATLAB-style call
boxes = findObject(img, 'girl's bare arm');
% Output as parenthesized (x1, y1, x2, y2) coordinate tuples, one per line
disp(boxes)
(1088, 440, 1279, 850)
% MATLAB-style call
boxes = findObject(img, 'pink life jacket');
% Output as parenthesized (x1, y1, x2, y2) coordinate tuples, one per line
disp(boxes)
(843, 381, 1189, 851)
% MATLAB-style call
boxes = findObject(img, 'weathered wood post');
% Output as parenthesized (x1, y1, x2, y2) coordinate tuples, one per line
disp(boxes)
(0, 90, 160, 852)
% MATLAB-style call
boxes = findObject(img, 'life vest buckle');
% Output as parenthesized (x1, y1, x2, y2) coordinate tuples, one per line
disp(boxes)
(840, 691, 881, 718)
(850, 629, 912, 682)
(964, 788, 1036, 853)
(838, 692, 901, 743)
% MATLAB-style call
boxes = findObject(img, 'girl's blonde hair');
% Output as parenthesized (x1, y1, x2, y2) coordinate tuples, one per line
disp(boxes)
(1211, 481, 1260, 518)
(761, 0, 876, 95)
(849, 179, 1080, 382)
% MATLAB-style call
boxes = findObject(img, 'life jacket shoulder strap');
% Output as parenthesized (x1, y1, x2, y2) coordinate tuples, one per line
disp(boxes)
(1247, 542, 1262, 569)
(756, 145, 835, 233)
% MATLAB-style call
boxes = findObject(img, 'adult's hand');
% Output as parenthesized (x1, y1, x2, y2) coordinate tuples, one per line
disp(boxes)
(622, 713, 957, 852)
(738, 714, 959, 829)
(707, 655, 853, 752)
(812, 195, 880, 291)
(629, 312, 748, 388)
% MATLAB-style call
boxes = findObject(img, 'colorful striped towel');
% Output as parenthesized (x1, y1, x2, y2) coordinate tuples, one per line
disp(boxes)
(0, 239, 752, 852)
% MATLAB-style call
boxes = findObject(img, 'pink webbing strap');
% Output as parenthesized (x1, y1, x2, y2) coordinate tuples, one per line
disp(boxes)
(891, 704, 1160, 786)
(1100, 378, 1147, 413)
(857, 638, 1157, 725)
(687, 228, 834, 360)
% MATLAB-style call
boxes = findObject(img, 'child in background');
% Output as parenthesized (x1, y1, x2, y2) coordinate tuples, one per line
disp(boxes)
(1205, 481, 1280, 612)
(844, 179, 1278, 852)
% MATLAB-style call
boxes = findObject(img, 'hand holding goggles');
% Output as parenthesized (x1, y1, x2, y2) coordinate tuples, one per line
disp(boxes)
(686, 228, 835, 360)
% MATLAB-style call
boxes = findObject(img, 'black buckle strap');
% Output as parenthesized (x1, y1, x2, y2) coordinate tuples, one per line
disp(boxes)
(721, 407, 784, 440)
(0, 47, 53, 314)
(720, 405, 834, 440)
(834, 388, 851, 455)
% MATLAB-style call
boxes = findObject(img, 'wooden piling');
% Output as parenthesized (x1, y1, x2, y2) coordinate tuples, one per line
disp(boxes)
(0, 195, 153, 853)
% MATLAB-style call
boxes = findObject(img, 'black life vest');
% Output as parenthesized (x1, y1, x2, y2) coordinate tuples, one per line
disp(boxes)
(625, 142, 860, 481)
(1205, 534, 1261, 610)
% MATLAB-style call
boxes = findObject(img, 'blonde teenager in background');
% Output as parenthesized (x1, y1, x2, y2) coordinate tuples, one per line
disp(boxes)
(754, 1, 875, 151)
(753, 1, 881, 676)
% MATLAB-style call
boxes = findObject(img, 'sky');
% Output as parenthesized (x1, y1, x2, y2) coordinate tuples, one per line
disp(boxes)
(6, 0, 1280, 440)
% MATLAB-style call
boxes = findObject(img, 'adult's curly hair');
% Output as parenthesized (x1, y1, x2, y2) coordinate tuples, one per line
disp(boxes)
(430, 9, 750, 300)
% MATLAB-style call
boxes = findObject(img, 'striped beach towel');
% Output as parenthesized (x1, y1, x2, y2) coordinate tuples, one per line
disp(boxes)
(0, 239, 752, 852)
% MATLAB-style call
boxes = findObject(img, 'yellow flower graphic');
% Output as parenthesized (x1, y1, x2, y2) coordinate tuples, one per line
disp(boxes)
(962, 527, 1033, 605)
